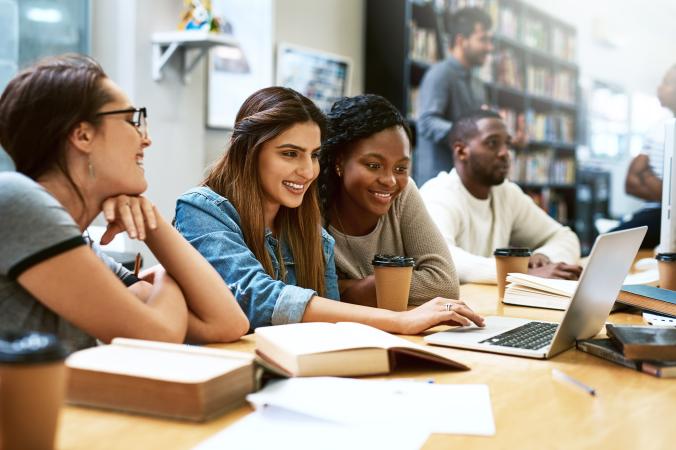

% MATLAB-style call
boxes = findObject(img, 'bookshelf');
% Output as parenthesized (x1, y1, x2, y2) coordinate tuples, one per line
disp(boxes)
(364, 0, 580, 228)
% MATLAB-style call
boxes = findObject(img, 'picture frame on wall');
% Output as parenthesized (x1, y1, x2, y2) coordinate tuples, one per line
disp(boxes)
(275, 42, 352, 112)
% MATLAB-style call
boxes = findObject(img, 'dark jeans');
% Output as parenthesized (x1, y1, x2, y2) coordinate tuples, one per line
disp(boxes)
(609, 206, 661, 248)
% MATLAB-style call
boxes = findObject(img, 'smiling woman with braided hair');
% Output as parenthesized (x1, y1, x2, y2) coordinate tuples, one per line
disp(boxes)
(318, 94, 465, 308)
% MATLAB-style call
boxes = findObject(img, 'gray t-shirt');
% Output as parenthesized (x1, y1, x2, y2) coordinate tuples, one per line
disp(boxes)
(0, 172, 139, 350)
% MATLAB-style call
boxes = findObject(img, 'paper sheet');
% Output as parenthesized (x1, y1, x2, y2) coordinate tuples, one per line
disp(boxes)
(247, 377, 495, 436)
(193, 406, 429, 450)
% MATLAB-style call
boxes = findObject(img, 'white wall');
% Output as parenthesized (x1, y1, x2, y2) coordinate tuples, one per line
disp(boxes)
(523, 0, 676, 217)
(91, 0, 364, 263)
(92, 0, 207, 263)
(204, 0, 365, 165)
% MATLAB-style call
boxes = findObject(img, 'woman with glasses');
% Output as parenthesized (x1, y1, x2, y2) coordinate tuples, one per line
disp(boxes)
(174, 86, 484, 334)
(0, 54, 248, 350)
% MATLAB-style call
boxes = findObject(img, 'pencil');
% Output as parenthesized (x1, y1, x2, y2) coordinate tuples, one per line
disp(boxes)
(133, 252, 142, 277)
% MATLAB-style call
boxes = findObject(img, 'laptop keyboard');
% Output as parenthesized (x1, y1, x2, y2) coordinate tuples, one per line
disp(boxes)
(479, 321, 558, 350)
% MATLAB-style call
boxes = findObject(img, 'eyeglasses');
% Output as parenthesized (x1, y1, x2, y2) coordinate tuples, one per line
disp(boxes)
(96, 107, 148, 138)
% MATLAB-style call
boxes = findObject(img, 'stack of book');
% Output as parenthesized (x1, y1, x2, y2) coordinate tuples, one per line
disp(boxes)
(576, 324, 676, 378)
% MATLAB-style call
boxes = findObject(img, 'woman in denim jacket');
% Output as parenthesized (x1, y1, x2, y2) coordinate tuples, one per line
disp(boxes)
(175, 87, 484, 334)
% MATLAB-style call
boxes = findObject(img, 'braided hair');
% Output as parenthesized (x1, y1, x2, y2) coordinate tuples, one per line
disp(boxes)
(318, 94, 412, 227)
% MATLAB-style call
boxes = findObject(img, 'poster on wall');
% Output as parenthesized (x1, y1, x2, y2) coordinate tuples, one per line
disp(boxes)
(207, 0, 274, 129)
(276, 43, 352, 112)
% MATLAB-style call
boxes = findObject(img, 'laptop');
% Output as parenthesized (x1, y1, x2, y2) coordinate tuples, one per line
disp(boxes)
(424, 227, 647, 359)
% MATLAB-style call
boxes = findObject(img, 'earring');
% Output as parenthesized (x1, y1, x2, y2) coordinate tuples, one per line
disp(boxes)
(335, 165, 342, 177)
(88, 156, 96, 179)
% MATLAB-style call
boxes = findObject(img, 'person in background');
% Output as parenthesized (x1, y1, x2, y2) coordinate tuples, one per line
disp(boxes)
(0, 54, 249, 350)
(175, 87, 484, 334)
(318, 94, 459, 307)
(415, 7, 493, 185)
(420, 110, 581, 284)
(611, 63, 676, 248)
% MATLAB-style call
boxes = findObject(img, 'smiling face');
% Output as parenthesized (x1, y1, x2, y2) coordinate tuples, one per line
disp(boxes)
(89, 78, 151, 197)
(258, 121, 321, 224)
(337, 126, 411, 223)
(460, 117, 511, 186)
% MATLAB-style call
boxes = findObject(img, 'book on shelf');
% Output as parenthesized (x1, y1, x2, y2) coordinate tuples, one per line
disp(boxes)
(66, 338, 256, 421)
(497, 3, 519, 39)
(551, 27, 576, 62)
(254, 322, 469, 377)
(615, 284, 676, 318)
(409, 20, 438, 64)
(576, 338, 676, 378)
(606, 324, 676, 361)
(503, 271, 660, 311)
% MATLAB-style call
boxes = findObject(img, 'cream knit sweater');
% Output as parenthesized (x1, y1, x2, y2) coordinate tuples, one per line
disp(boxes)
(328, 180, 460, 305)
(420, 169, 580, 284)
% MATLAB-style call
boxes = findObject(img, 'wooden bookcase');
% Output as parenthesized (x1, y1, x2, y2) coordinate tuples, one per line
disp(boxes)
(364, 0, 580, 229)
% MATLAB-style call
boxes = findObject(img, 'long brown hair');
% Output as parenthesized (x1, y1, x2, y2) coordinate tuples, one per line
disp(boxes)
(0, 54, 112, 209)
(204, 87, 328, 295)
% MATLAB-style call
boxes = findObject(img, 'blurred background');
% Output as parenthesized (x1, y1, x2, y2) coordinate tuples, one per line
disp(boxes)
(1, 0, 674, 262)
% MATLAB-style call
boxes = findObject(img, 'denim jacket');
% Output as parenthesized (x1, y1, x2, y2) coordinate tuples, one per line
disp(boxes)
(175, 186, 340, 331)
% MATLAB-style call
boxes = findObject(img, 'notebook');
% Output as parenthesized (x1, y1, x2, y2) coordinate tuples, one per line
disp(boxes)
(424, 227, 646, 359)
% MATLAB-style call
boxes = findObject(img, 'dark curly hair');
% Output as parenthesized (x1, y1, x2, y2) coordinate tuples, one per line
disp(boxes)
(318, 94, 412, 227)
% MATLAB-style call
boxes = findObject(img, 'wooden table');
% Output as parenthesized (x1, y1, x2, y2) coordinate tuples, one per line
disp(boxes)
(58, 281, 675, 450)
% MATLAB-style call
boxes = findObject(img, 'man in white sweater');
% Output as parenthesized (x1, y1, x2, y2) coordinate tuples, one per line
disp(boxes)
(420, 110, 582, 284)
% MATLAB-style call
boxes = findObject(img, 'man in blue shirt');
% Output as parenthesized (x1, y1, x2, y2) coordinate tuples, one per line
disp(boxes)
(415, 7, 493, 185)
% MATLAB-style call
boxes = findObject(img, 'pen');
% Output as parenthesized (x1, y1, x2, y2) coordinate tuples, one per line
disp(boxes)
(133, 252, 142, 277)
(552, 368, 596, 396)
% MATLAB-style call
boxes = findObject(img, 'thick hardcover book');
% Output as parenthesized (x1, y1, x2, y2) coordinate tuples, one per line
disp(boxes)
(66, 338, 255, 421)
(605, 324, 676, 361)
(254, 322, 469, 377)
(615, 285, 676, 318)
(576, 338, 676, 378)
(575, 338, 639, 370)
(641, 360, 676, 378)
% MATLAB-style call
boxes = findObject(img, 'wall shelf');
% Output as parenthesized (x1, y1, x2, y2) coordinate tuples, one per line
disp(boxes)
(151, 31, 238, 83)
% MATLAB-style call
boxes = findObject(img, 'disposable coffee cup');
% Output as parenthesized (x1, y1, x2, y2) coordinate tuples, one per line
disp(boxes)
(0, 331, 69, 450)
(494, 248, 532, 299)
(656, 253, 676, 291)
(372, 255, 415, 311)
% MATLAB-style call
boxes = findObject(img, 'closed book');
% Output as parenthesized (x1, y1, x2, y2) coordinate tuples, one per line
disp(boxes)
(605, 324, 676, 361)
(615, 285, 676, 318)
(254, 322, 469, 377)
(641, 360, 676, 378)
(575, 338, 639, 370)
(66, 338, 255, 421)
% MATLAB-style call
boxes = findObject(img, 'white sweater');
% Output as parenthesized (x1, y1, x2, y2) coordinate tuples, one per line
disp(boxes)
(419, 169, 580, 284)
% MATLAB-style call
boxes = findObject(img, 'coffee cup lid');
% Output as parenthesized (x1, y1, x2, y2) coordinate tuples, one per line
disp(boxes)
(372, 254, 415, 267)
(493, 247, 532, 257)
(656, 252, 676, 262)
(0, 331, 69, 364)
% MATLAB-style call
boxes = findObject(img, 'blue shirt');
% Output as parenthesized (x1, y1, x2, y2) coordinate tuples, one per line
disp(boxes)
(175, 186, 340, 331)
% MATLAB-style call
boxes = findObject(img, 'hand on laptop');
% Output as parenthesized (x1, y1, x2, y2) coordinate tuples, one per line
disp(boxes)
(396, 298, 485, 335)
(528, 262, 582, 280)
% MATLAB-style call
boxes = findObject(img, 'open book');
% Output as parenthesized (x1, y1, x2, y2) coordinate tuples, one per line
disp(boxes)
(503, 269, 660, 311)
(254, 322, 469, 377)
(66, 338, 255, 421)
